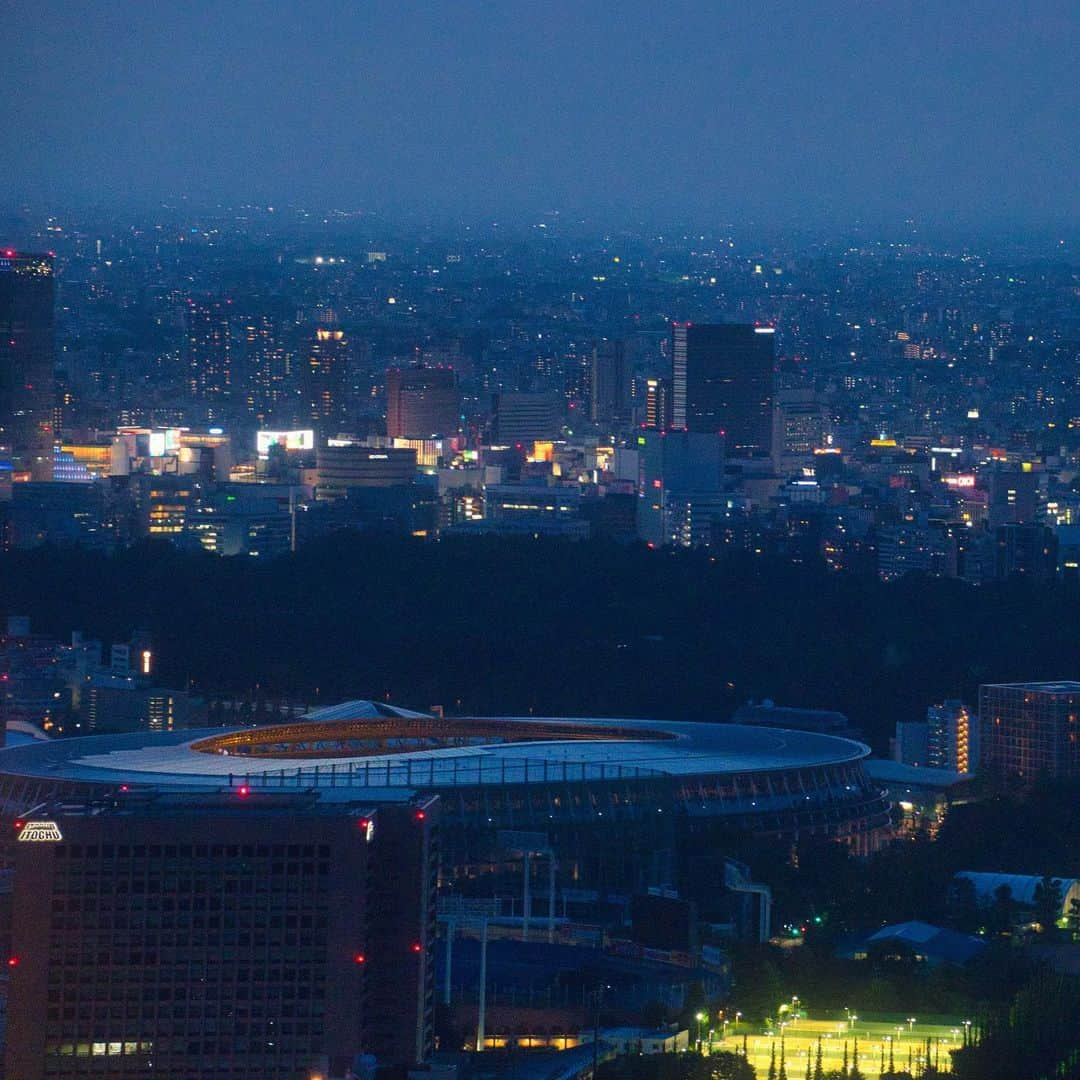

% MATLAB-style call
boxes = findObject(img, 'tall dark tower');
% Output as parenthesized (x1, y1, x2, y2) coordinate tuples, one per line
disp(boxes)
(671, 322, 776, 457)
(0, 249, 55, 480)
(589, 338, 628, 427)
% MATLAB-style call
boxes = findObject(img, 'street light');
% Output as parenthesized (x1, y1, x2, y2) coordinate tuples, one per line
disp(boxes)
(908, 1017, 917, 1032)
(735, 1011, 743, 1033)
(696, 1012, 707, 1051)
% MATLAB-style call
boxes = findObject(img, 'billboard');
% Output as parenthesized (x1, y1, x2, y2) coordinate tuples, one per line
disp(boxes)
(257, 430, 315, 456)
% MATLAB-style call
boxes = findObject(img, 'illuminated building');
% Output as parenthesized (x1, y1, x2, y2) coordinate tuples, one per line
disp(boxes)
(671, 322, 776, 457)
(385, 366, 459, 439)
(643, 377, 672, 430)
(307, 323, 350, 430)
(240, 313, 291, 423)
(775, 387, 824, 464)
(315, 444, 416, 500)
(184, 299, 233, 422)
(926, 700, 974, 773)
(3, 792, 437, 1079)
(0, 250, 55, 480)
(988, 467, 1037, 527)
(979, 681, 1080, 781)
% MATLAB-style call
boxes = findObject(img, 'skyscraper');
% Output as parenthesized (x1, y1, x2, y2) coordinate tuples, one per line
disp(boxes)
(0, 249, 55, 480)
(307, 323, 350, 431)
(589, 339, 628, 427)
(671, 322, 776, 457)
(385, 366, 459, 439)
(184, 298, 233, 422)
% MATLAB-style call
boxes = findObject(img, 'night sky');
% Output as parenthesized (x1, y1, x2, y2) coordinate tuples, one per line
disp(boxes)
(4, 0, 1077, 226)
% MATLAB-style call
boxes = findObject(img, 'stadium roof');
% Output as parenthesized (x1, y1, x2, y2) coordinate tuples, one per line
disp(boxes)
(0, 710, 872, 792)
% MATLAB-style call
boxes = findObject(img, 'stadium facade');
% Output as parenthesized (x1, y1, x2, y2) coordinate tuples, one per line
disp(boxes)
(0, 704, 889, 885)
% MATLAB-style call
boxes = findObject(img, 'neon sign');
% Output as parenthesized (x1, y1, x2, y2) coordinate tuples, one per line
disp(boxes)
(17, 821, 63, 842)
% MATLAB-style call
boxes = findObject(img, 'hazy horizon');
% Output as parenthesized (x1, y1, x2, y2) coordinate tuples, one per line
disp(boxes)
(4, 1, 1078, 230)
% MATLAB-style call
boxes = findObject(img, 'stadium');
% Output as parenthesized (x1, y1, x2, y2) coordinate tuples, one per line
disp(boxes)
(0, 702, 889, 890)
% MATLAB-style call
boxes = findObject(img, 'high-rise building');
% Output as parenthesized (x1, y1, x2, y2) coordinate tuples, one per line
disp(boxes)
(385, 366, 459, 439)
(988, 467, 1038, 527)
(4, 792, 438, 1079)
(307, 325, 351, 431)
(926, 700, 974, 773)
(671, 322, 776, 457)
(643, 377, 673, 430)
(493, 391, 562, 444)
(635, 429, 724, 547)
(0, 249, 55, 480)
(184, 299, 233, 422)
(589, 339, 628, 427)
(979, 681, 1080, 781)
(240, 312, 291, 424)
(775, 386, 824, 465)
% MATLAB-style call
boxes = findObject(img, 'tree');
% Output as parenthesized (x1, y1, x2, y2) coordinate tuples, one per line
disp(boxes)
(767, 1041, 777, 1080)
(1068, 896, 1080, 942)
(950, 875, 980, 933)
(989, 884, 1014, 936)
(848, 1036, 863, 1080)
(713, 1051, 756, 1080)
(814, 1038, 824, 1080)
(1032, 875, 1062, 938)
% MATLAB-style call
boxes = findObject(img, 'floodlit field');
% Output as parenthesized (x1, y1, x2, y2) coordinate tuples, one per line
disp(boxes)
(711, 1016, 969, 1078)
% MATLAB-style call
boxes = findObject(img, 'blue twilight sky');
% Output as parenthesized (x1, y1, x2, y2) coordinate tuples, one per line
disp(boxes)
(3, 0, 1077, 227)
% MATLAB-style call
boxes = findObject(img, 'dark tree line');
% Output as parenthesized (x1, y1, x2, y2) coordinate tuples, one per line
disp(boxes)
(2, 534, 1079, 751)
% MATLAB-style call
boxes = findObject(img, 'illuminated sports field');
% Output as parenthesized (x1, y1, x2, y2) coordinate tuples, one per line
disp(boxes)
(714, 1015, 967, 1078)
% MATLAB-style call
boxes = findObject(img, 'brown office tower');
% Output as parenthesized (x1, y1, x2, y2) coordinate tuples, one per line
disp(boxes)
(0, 250, 55, 480)
(979, 681, 1080, 781)
(4, 791, 437, 1080)
(385, 366, 459, 438)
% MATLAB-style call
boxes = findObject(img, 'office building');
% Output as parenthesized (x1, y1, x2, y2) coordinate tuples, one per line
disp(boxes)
(589, 340, 628, 427)
(493, 392, 562, 444)
(671, 322, 776, 457)
(775, 387, 824, 465)
(988, 468, 1038, 527)
(0, 249, 55, 480)
(4, 791, 437, 1079)
(307, 324, 350, 431)
(184, 299, 234, 421)
(635, 430, 724, 547)
(316, 444, 417, 500)
(385, 366, 459, 439)
(979, 681, 1080, 781)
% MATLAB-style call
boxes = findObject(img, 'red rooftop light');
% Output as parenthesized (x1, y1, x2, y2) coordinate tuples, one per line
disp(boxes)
(237, 785, 250, 797)
(411, 942, 422, 954)
(354, 953, 366, 964)
(414, 810, 425, 821)
(7, 956, 19, 967)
